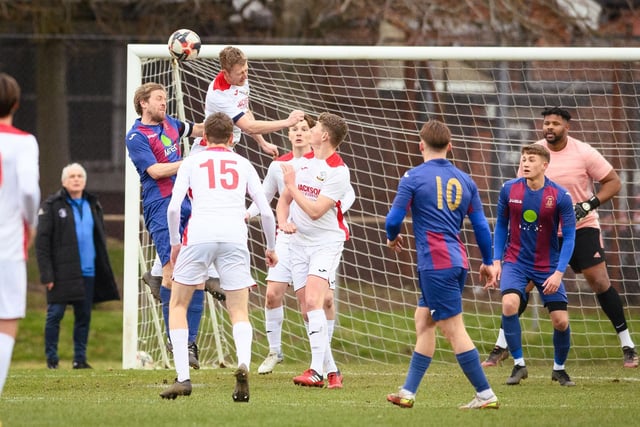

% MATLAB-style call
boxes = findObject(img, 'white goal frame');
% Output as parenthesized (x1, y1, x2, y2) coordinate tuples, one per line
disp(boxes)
(124, 44, 640, 369)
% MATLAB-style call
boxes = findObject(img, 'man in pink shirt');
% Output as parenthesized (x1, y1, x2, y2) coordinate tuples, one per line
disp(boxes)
(483, 107, 638, 369)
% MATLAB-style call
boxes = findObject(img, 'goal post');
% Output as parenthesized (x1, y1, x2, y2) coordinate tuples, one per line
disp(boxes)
(124, 44, 640, 369)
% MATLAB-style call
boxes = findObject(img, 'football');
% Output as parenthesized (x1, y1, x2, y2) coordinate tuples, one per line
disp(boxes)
(167, 29, 201, 61)
(135, 350, 155, 369)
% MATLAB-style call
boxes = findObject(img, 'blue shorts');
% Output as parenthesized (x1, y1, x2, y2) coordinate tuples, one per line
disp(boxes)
(143, 197, 191, 266)
(417, 267, 467, 321)
(500, 262, 568, 306)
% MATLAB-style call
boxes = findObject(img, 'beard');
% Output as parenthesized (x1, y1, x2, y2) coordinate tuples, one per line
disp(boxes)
(150, 111, 165, 123)
(545, 132, 562, 144)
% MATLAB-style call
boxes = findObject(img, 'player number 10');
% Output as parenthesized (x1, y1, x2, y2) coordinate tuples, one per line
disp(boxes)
(436, 176, 462, 211)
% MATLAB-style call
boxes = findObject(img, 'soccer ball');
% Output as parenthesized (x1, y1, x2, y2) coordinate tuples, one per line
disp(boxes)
(168, 29, 201, 61)
(135, 350, 155, 369)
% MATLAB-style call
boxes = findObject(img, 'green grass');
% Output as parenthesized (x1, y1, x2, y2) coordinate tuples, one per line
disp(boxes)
(13, 309, 123, 364)
(2, 362, 639, 427)
(9, 239, 640, 426)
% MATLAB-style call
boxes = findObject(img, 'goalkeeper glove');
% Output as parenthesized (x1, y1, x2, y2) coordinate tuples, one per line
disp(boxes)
(574, 195, 600, 221)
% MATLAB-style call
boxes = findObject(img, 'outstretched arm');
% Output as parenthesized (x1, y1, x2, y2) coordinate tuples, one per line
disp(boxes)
(236, 109, 304, 148)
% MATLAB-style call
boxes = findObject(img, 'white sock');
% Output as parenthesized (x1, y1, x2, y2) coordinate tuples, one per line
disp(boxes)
(265, 306, 284, 354)
(0, 333, 15, 396)
(169, 329, 189, 382)
(553, 362, 565, 371)
(307, 309, 327, 375)
(151, 255, 163, 276)
(477, 388, 495, 400)
(618, 329, 635, 348)
(496, 328, 507, 348)
(324, 319, 337, 373)
(233, 321, 253, 370)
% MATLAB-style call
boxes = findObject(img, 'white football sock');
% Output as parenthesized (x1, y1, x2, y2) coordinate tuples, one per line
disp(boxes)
(0, 333, 15, 396)
(307, 309, 327, 375)
(265, 306, 284, 353)
(150, 255, 163, 277)
(324, 319, 337, 373)
(618, 329, 635, 348)
(233, 321, 253, 369)
(496, 328, 507, 349)
(169, 329, 189, 382)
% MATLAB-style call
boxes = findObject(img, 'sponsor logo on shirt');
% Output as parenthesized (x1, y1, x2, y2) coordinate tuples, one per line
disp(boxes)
(164, 145, 178, 156)
(298, 184, 320, 198)
(161, 134, 173, 147)
(545, 196, 555, 208)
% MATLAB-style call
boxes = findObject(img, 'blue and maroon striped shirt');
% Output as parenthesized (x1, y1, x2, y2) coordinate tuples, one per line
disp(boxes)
(493, 176, 576, 273)
(386, 158, 493, 271)
(126, 115, 190, 205)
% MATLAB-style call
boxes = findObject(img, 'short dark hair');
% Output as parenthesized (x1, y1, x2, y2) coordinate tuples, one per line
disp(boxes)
(204, 112, 234, 144)
(0, 72, 20, 118)
(521, 143, 550, 163)
(419, 119, 451, 150)
(301, 114, 316, 129)
(317, 112, 348, 147)
(541, 107, 571, 122)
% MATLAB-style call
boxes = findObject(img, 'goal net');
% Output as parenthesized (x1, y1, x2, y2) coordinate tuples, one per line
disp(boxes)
(124, 45, 640, 369)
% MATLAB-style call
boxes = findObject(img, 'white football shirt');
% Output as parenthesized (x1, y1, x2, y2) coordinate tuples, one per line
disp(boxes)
(167, 146, 275, 250)
(204, 73, 250, 146)
(289, 152, 351, 246)
(0, 124, 40, 260)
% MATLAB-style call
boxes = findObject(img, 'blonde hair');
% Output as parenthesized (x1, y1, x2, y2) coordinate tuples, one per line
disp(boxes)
(133, 82, 165, 116)
(219, 46, 247, 72)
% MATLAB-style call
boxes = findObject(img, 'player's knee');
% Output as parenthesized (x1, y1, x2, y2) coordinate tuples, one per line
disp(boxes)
(552, 317, 569, 331)
(323, 295, 334, 311)
(264, 291, 281, 308)
(502, 291, 521, 315)
(547, 301, 569, 330)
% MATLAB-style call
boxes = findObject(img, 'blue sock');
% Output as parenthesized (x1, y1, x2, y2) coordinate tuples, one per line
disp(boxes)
(187, 290, 204, 344)
(403, 351, 431, 394)
(456, 348, 490, 393)
(502, 313, 523, 360)
(160, 286, 171, 339)
(553, 326, 571, 366)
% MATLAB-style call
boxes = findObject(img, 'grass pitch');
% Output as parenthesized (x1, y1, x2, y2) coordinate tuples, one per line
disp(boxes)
(1, 361, 639, 427)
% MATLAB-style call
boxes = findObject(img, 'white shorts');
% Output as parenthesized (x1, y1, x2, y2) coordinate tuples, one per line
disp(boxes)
(152, 252, 219, 278)
(290, 242, 343, 292)
(173, 242, 254, 291)
(0, 259, 27, 319)
(265, 232, 293, 284)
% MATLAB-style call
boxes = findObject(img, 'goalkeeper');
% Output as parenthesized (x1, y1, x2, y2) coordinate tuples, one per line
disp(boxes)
(482, 107, 638, 369)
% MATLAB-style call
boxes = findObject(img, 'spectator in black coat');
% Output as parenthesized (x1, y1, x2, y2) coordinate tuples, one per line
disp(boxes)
(36, 163, 120, 369)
